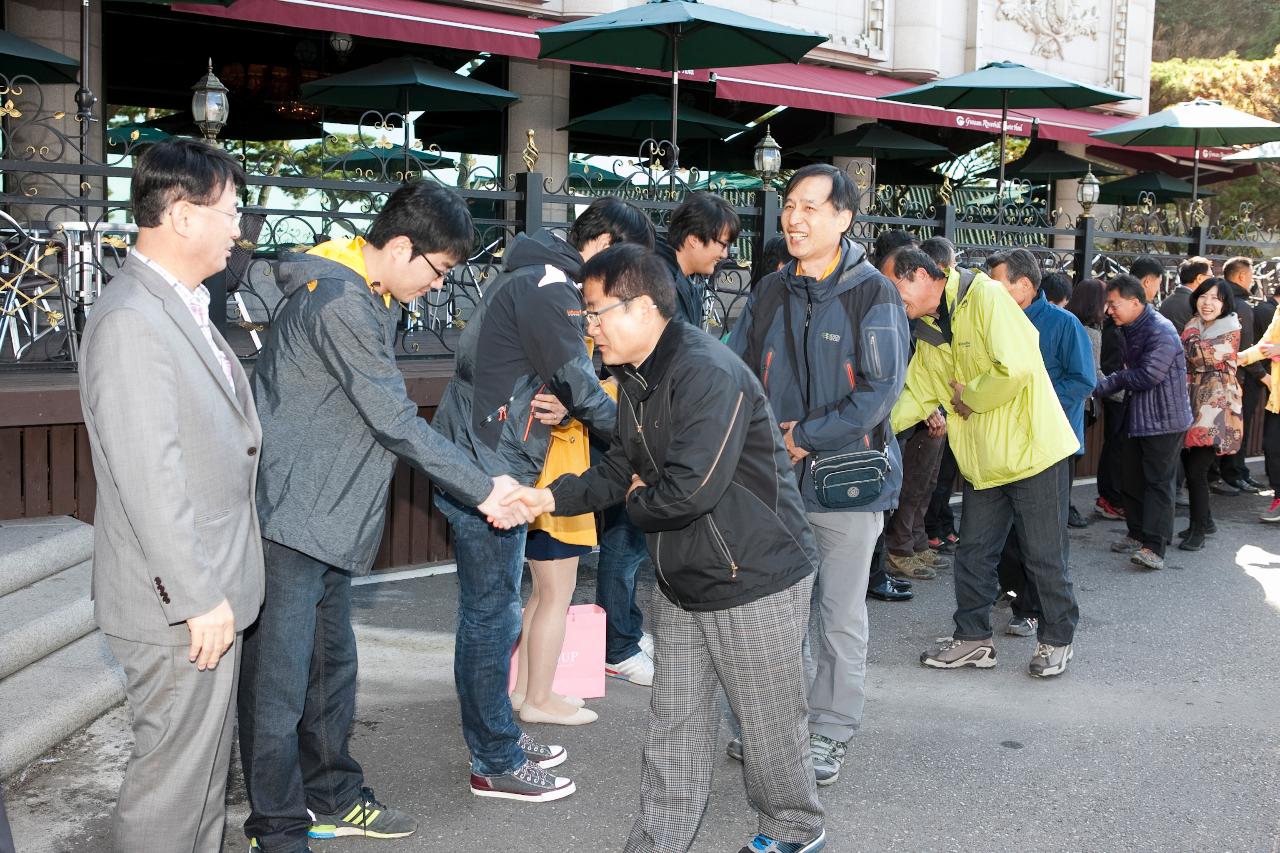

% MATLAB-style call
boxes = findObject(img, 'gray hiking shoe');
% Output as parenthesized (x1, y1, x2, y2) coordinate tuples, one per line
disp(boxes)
(1005, 616, 1038, 637)
(1130, 548, 1165, 570)
(1110, 535, 1142, 553)
(915, 548, 951, 569)
(809, 734, 848, 786)
(920, 637, 996, 669)
(887, 553, 937, 580)
(1028, 642, 1073, 678)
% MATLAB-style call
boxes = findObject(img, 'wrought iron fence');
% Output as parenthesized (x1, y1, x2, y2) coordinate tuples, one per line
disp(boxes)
(4, 73, 1280, 368)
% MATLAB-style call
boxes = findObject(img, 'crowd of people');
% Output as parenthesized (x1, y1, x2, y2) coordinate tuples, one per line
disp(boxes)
(76, 138, 1279, 853)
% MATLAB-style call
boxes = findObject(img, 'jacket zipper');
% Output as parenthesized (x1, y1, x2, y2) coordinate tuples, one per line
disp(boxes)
(522, 383, 547, 442)
(707, 517, 739, 578)
(627, 389, 679, 606)
(867, 330, 882, 377)
(802, 299, 813, 403)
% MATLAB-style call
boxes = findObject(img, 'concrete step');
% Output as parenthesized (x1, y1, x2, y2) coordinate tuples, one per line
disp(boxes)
(0, 631, 125, 780)
(0, 517, 94, 598)
(0, 561, 95, 680)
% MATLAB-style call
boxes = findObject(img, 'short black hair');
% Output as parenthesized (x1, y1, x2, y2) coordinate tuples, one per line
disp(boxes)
(1129, 256, 1165, 282)
(1042, 271, 1073, 304)
(783, 163, 858, 214)
(1178, 258, 1211, 285)
(892, 248, 945, 281)
(131, 138, 246, 228)
(1107, 273, 1147, 304)
(751, 234, 790, 289)
(366, 180, 474, 262)
(569, 197, 656, 252)
(578, 243, 675, 319)
(872, 229, 918, 267)
(1003, 248, 1043, 289)
(1223, 256, 1253, 282)
(985, 251, 1010, 273)
(668, 192, 741, 253)
(1190, 276, 1237, 320)
(919, 236, 956, 270)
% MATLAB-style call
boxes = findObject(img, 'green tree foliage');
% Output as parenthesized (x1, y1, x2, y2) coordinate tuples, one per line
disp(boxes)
(1153, 0, 1280, 60)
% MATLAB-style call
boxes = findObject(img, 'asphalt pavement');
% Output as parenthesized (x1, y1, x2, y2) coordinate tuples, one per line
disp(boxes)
(5, 479, 1279, 853)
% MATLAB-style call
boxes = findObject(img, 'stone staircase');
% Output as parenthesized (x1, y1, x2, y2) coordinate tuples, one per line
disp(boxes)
(0, 517, 124, 780)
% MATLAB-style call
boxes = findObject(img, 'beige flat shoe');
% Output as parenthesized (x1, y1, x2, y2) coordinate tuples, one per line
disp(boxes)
(509, 692, 524, 711)
(556, 694, 585, 708)
(519, 704, 598, 726)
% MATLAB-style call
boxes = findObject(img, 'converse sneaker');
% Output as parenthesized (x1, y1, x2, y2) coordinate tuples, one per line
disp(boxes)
(1005, 616, 1037, 637)
(518, 733, 567, 769)
(1028, 642, 1073, 678)
(920, 637, 996, 669)
(309, 787, 417, 839)
(809, 734, 848, 786)
(887, 553, 937, 580)
(1261, 498, 1280, 523)
(737, 829, 827, 853)
(470, 759, 575, 802)
(606, 649, 654, 686)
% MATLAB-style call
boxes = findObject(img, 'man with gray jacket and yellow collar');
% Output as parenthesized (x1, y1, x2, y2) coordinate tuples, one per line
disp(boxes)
(729, 163, 911, 787)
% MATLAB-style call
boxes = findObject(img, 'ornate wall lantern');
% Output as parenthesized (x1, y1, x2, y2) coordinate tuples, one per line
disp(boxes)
(191, 59, 230, 142)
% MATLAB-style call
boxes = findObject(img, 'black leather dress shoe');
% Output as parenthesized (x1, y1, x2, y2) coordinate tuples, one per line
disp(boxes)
(889, 576, 912, 591)
(1244, 477, 1267, 492)
(1210, 479, 1241, 496)
(1229, 477, 1262, 494)
(867, 578, 913, 601)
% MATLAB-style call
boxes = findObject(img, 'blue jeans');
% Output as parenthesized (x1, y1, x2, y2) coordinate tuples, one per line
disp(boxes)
(434, 491, 527, 777)
(239, 539, 362, 853)
(953, 460, 1078, 647)
(596, 504, 647, 664)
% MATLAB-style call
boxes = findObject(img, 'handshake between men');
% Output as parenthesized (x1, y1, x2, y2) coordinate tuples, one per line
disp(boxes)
(482, 474, 649, 530)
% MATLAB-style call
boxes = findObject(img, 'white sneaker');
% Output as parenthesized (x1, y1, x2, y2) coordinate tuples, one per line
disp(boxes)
(606, 650, 654, 686)
(638, 632, 654, 658)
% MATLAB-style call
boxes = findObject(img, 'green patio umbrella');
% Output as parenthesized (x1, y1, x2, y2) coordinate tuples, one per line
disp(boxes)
(691, 171, 765, 190)
(975, 147, 1120, 181)
(563, 94, 745, 141)
(1091, 99, 1280, 199)
(323, 144, 457, 176)
(792, 123, 950, 160)
(569, 160, 631, 188)
(1097, 171, 1215, 206)
(537, 0, 826, 173)
(1223, 140, 1280, 163)
(880, 61, 1136, 202)
(142, 107, 326, 142)
(0, 29, 80, 84)
(106, 123, 171, 148)
(302, 56, 519, 176)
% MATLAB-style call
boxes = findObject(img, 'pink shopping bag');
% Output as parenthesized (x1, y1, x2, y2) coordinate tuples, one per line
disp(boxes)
(509, 603, 607, 699)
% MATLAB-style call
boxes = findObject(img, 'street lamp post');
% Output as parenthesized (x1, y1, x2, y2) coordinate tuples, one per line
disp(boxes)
(191, 59, 230, 143)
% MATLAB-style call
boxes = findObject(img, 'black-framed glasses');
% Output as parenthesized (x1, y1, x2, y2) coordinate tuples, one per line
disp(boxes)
(415, 252, 452, 283)
(583, 297, 635, 326)
(710, 236, 732, 251)
(199, 204, 243, 227)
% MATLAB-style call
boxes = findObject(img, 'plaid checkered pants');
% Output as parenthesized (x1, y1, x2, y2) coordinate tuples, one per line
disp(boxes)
(624, 574, 824, 853)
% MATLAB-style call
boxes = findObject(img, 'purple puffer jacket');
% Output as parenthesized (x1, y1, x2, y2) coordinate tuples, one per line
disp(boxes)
(1094, 305, 1193, 437)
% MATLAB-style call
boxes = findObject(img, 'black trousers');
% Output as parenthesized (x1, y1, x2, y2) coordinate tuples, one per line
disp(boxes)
(1120, 432, 1183, 557)
(1265, 410, 1280, 491)
(1182, 445, 1217, 531)
(1096, 399, 1127, 506)
(925, 442, 959, 539)
(1222, 379, 1263, 482)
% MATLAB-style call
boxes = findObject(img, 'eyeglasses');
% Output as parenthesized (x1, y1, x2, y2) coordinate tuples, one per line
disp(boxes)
(199, 204, 242, 227)
(710, 236, 732, 251)
(415, 252, 452, 284)
(583, 298, 635, 326)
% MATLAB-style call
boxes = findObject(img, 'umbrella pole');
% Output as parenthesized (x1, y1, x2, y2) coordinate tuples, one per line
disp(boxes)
(670, 35, 680, 190)
(1191, 128, 1200, 202)
(404, 89, 412, 181)
(996, 89, 1008, 222)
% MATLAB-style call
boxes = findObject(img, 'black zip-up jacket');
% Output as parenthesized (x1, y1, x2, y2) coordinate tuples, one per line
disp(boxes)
(1228, 281, 1266, 386)
(549, 320, 821, 612)
(655, 237, 705, 328)
(433, 230, 616, 485)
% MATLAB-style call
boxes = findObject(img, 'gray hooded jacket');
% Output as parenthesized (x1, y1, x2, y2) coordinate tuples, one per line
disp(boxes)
(253, 251, 492, 574)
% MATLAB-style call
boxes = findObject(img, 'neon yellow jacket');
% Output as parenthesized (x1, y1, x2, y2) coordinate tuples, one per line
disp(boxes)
(891, 268, 1079, 489)
(1239, 306, 1280, 414)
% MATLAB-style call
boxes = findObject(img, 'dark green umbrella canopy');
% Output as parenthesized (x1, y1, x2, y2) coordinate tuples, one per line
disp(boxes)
(563, 94, 745, 141)
(323, 144, 457, 173)
(881, 61, 1136, 201)
(301, 56, 520, 113)
(976, 147, 1120, 181)
(142, 108, 327, 142)
(537, 0, 825, 172)
(106, 123, 171, 148)
(1097, 171, 1216, 205)
(791, 123, 950, 160)
(1090, 98, 1280, 198)
(569, 160, 630, 188)
(0, 29, 80, 85)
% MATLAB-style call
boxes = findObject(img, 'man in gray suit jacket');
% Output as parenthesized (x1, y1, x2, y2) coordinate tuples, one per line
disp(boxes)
(79, 139, 264, 853)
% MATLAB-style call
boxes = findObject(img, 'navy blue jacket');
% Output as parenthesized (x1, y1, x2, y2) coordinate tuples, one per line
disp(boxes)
(1024, 292, 1096, 454)
(1095, 305, 1193, 438)
(727, 238, 910, 513)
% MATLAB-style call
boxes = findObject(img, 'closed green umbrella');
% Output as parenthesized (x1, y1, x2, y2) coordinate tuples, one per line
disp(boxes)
(975, 147, 1120, 182)
(792, 123, 950, 160)
(1097, 171, 1215, 206)
(1090, 99, 1280, 199)
(563, 94, 745, 141)
(881, 61, 1136, 201)
(537, 0, 826, 172)
(0, 29, 80, 84)
(303, 57, 519, 176)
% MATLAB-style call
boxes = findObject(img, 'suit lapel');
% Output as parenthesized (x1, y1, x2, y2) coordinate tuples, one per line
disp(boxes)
(125, 256, 250, 424)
